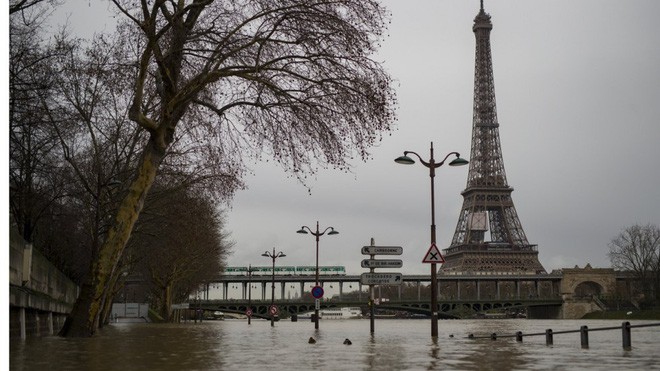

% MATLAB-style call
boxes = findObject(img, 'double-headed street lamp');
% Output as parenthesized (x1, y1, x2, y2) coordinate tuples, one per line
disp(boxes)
(262, 248, 286, 327)
(296, 221, 339, 330)
(395, 142, 468, 338)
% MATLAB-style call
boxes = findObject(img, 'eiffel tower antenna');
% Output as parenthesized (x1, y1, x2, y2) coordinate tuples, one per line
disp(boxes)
(441, 4, 546, 274)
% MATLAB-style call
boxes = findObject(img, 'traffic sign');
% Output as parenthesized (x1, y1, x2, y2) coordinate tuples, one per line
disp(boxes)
(269, 305, 279, 316)
(311, 285, 324, 299)
(361, 246, 403, 255)
(422, 243, 445, 263)
(246, 308, 253, 317)
(360, 272, 403, 285)
(361, 259, 403, 269)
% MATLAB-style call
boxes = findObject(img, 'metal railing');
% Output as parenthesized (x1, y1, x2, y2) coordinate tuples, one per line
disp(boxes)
(466, 322, 660, 350)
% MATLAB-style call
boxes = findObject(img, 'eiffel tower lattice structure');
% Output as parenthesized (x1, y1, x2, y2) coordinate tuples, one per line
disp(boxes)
(440, 2, 546, 275)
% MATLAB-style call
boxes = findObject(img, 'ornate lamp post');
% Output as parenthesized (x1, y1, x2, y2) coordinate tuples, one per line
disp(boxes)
(262, 248, 286, 327)
(395, 142, 468, 338)
(296, 221, 339, 330)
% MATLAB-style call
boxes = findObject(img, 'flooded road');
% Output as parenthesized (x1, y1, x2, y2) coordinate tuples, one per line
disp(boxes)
(10, 319, 660, 370)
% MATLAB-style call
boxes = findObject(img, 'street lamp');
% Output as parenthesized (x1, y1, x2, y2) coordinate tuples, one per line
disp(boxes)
(296, 221, 339, 330)
(262, 248, 286, 326)
(395, 142, 468, 338)
(247, 265, 256, 325)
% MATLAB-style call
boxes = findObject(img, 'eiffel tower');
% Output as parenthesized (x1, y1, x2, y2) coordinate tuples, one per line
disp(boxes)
(440, 2, 546, 274)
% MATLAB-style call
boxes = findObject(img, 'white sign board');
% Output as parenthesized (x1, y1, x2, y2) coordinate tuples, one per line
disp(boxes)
(361, 246, 403, 255)
(360, 272, 403, 285)
(361, 259, 403, 269)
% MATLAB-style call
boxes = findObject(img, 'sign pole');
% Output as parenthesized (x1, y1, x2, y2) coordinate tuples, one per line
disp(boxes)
(369, 238, 375, 334)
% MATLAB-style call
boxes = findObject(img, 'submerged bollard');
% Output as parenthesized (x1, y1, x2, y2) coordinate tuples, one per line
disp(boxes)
(545, 329, 553, 346)
(580, 325, 589, 349)
(516, 331, 523, 342)
(490, 333, 497, 340)
(622, 321, 631, 350)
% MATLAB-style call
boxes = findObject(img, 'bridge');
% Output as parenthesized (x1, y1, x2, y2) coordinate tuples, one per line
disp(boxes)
(195, 273, 564, 302)
(187, 265, 637, 319)
(190, 297, 564, 320)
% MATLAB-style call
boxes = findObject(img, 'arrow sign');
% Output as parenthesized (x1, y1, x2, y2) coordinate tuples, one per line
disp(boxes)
(360, 272, 403, 285)
(422, 243, 445, 263)
(361, 246, 403, 255)
(361, 259, 403, 269)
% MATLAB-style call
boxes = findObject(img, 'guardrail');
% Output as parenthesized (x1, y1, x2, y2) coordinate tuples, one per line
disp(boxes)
(466, 322, 660, 350)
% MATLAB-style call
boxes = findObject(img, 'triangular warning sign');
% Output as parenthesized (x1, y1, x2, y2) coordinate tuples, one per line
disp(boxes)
(422, 243, 445, 263)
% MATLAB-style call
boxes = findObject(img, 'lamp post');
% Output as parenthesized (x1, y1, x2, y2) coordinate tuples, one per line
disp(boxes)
(262, 248, 286, 327)
(247, 265, 255, 325)
(296, 221, 339, 330)
(395, 142, 468, 338)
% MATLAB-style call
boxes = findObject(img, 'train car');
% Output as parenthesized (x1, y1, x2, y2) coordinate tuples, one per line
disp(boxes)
(274, 266, 296, 275)
(295, 266, 316, 275)
(319, 266, 346, 275)
(224, 267, 248, 275)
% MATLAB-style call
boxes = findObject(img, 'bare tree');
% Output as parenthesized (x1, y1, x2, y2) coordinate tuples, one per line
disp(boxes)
(9, 0, 69, 243)
(9, 0, 59, 15)
(608, 224, 660, 304)
(130, 187, 232, 321)
(59, 0, 395, 337)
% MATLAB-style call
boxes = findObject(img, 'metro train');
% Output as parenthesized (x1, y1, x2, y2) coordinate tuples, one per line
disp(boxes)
(224, 266, 346, 276)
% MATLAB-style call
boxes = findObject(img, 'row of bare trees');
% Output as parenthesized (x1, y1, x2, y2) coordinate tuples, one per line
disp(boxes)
(9, 0, 236, 327)
(9, 0, 396, 337)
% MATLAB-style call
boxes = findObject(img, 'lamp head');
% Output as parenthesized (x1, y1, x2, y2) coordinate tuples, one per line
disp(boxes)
(328, 228, 339, 235)
(296, 228, 308, 234)
(448, 156, 469, 167)
(261, 252, 269, 257)
(279, 253, 287, 258)
(394, 155, 415, 165)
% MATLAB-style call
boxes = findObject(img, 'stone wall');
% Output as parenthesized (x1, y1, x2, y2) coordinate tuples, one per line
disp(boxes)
(9, 225, 79, 338)
(559, 264, 617, 319)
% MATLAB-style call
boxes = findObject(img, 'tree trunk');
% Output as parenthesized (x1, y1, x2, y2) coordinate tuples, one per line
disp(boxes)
(59, 142, 164, 337)
(99, 272, 124, 327)
(161, 284, 173, 322)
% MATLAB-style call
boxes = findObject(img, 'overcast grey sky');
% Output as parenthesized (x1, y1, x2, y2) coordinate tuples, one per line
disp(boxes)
(42, 1, 660, 287)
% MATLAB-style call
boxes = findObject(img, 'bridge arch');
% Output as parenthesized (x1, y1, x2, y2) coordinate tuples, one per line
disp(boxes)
(573, 281, 603, 297)
(559, 265, 616, 298)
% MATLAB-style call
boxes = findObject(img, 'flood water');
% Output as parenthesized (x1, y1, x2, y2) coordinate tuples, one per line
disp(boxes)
(10, 319, 660, 370)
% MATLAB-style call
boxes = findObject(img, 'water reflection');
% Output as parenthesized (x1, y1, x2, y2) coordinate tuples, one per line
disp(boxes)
(426, 338, 440, 371)
(10, 319, 660, 370)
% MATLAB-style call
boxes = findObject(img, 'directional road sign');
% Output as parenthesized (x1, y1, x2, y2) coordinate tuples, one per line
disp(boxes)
(360, 272, 403, 285)
(361, 246, 403, 255)
(422, 243, 445, 263)
(361, 259, 403, 269)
